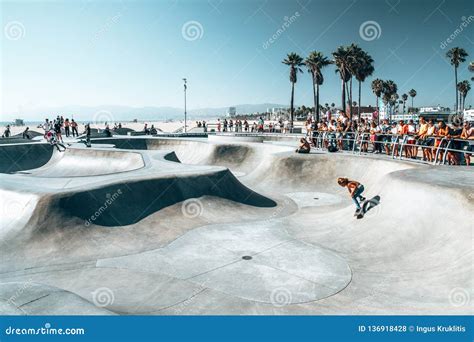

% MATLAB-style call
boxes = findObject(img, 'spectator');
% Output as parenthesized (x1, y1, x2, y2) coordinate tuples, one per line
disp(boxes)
(64, 118, 70, 137)
(22, 127, 31, 139)
(296, 137, 310, 154)
(71, 119, 79, 137)
(461, 122, 473, 165)
(2, 125, 11, 138)
(434, 120, 450, 163)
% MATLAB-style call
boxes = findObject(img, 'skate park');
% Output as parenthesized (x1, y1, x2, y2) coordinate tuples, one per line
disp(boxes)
(0, 134, 472, 315)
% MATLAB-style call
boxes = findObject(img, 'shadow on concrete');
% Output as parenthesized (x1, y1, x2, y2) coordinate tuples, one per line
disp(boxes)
(57, 169, 277, 226)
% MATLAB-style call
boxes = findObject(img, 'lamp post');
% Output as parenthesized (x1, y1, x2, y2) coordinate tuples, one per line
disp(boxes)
(183, 78, 187, 133)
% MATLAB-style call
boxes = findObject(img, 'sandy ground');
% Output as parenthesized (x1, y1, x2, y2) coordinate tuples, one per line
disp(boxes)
(1, 119, 306, 137)
(1, 121, 193, 136)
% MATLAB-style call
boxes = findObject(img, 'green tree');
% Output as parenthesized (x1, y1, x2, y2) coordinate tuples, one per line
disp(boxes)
(305, 51, 332, 123)
(282, 53, 304, 129)
(332, 46, 352, 116)
(408, 89, 417, 113)
(446, 47, 469, 113)
(354, 49, 374, 121)
(371, 79, 384, 118)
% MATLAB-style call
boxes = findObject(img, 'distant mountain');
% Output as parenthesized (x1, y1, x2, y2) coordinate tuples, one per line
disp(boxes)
(8, 103, 289, 122)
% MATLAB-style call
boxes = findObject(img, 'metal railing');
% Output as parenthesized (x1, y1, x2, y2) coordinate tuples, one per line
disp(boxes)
(310, 131, 473, 166)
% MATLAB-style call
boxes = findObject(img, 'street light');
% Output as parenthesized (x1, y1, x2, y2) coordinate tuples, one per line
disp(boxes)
(183, 78, 187, 133)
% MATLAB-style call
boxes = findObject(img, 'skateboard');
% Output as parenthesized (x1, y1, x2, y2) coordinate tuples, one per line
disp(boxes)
(355, 199, 368, 219)
(355, 196, 381, 219)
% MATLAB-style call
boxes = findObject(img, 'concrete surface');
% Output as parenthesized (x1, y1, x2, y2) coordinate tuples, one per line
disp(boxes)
(0, 136, 472, 315)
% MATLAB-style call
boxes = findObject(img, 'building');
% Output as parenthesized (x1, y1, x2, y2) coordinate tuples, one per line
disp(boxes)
(344, 105, 378, 121)
(464, 108, 474, 122)
(418, 106, 451, 122)
(267, 107, 289, 120)
(227, 107, 236, 117)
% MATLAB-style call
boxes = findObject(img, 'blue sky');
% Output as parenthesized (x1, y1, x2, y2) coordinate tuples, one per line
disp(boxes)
(1, 0, 473, 119)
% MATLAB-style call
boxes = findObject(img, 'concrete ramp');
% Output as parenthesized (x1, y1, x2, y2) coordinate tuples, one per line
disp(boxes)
(23, 147, 144, 177)
(0, 137, 472, 315)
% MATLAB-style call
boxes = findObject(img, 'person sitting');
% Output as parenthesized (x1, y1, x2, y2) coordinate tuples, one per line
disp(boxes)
(104, 124, 112, 137)
(2, 125, 11, 138)
(295, 137, 310, 154)
(22, 127, 31, 139)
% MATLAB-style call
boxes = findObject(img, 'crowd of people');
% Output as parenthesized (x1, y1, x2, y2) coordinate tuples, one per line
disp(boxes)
(214, 117, 293, 133)
(300, 113, 474, 166)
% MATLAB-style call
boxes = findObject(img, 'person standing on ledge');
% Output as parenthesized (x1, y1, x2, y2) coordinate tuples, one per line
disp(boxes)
(337, 177, 366, 216)
(71, 119, 78, 137)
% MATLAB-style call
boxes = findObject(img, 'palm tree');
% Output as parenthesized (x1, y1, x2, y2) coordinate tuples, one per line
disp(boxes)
(446, 47, 469, 113)
(408, 89, 417, 113)
(332, 46, 352, 117)
(354, 50, 374, 121)
(305, 51, 332, 123)
(469, 61, 474, 81)
(398, 100, 404, 113)
(389, 93, 399, 118)
(457, 80, 471, 111)
(401, 93, 408, 114)
(282, 53, 304, 129)
(345, 44, 363, 119)
(371, 79, 384, 118)
(382, 80, 398, 121)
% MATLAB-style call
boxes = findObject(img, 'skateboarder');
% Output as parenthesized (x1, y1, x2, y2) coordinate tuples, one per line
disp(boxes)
(337, 177, 366, 216)
(46, 129, 67, 152)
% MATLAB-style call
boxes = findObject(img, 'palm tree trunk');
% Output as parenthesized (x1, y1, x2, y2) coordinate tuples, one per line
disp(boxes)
(312, 75, 318, 122)
(290, 82, 295, 130)
(341, 78, 346, 115)
(411, 97, 414, 111)
(357, 80, 362, 122)
(454, 66, 458, 113)
(316, 82, 320, 124)
(349, 77, 353, 120)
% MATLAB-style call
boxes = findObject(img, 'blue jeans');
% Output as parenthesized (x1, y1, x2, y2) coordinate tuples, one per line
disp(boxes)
(352, 185, 365, 210)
